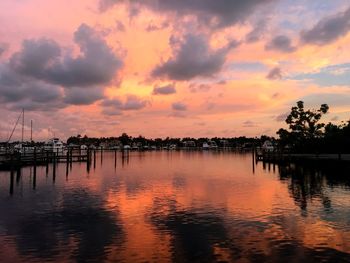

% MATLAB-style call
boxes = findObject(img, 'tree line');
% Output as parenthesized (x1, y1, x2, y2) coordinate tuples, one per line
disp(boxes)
(66, 134, 270, 149)
(64, 101, 350, 153)
(277, 101, 350, 153)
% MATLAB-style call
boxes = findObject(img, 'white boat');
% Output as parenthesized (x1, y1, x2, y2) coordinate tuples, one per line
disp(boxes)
(80, 144, 88, 150)
(14, 144, 35, 154)
(44, 138, 64, 153)
(202, 142, 210, 150)
(123, 145, 131, 150)
(169, 144, 177, 150)
(262, 140, 274, 152)
(208, 140, 218, 149)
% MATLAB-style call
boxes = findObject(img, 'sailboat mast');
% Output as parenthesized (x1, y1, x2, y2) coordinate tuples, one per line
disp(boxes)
(31, 120, 33, 142)
(21, 108, 24, 143)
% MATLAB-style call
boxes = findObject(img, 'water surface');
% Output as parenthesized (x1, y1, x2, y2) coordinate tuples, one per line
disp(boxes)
(0, 151, 350, 262)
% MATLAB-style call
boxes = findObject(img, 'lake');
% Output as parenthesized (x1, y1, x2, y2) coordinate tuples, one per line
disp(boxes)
(0, 150, 350, 262)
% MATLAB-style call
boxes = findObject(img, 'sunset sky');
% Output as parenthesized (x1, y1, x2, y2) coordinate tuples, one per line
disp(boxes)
(1, 0, 350, 141)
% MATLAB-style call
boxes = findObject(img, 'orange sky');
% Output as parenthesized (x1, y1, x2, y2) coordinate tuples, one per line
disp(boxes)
(0, 0, 350, 140)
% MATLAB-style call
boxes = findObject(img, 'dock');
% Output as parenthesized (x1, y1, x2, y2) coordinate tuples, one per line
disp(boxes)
(0, 148, 91, 170)
(256, 151, 350, 164)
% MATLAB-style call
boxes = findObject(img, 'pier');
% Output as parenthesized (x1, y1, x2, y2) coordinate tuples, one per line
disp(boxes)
(255, 151, 350, 165)
(0, 149, 91, 170)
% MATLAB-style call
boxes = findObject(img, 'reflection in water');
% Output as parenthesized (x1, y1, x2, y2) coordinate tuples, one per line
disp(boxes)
(278, 164, 350, 215)
(0, 151, 350, 262)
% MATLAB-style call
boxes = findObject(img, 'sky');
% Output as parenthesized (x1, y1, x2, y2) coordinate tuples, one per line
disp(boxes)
(0, 0, 350, 141)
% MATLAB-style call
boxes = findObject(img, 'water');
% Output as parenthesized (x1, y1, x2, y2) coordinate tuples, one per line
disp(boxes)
(0, 151, 350, 262)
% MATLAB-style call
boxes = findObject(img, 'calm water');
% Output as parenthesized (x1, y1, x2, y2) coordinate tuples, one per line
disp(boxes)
(0, 151, 350, 262)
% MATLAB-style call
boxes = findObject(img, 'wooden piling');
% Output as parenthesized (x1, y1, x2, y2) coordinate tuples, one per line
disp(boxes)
(33, 170, 36, 190)
(10, 154, 14, 195)
(86, 149, 91, 173)
(10, 170, 14, 195)
(16, 167, 21, 185)
(33, 147, 37, 177)
(66, 150, 69, 177)
(53, 152, 56, 183)
(46, 151, 49, 175)
(93, 150, 96, 169)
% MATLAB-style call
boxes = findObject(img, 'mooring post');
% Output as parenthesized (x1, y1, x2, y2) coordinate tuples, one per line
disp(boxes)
(53, 152, 56, 183)
(9, 154, 14, 195)
(16, 167, 21, 185)
(114, 149, 117, 168)
(33, 147, 37, 189)
(100, 147, 103, 165)
(33, 169, 37, 190)
(93, 149, 96, 169)
(46, 151, 49, 175)
(10, 169, 14, 195)
(66, 149, 69, 177)
(86, 149, 91, 173)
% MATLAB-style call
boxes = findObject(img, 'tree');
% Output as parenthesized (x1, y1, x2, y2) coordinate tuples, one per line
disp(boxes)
(119, 133, 132, 145)
(277, 101, 329, 150)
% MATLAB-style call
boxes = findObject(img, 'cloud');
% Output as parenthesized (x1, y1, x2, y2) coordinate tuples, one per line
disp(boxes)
(169, 111, 187, 118)
(116, 20, 126, 32)
(265, 35, 296, 53)
(145, 21, 169, 32)
(172, 102, 187, 111)
(64, 87, 104, 105)
(189, 83, 212, 93)
(152, 34, 239, 80)
(101, 95, 149, 115)
(0, 43, 8, 57)
(9, 38, 61, 79)
(245, 21, 268, 43)
(300, 93, 350, 108)
(291, 63, 350, 86)
(122, 95, 149, 110)
(266, 67, 283, 80)
(0, 65, 64, 110)
(152, 84, 176, 95)
(301, 7, 350, 45)
(242, 120, 258, 127)
(10, 23, 122, 88)
(228, 62, 267, 72)
(331, 116, 339, 121)
(99, 0, 119, 12)
(99, 0, 277, 29)
(275, 113, 288, 122)
(0, 24, 123, 112)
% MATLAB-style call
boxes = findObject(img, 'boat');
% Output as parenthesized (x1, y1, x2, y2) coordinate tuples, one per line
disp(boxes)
(44, 138, 64, 153)
(123, 145, 131, 150)
(262, 140, 274, 152)
(208, 140, 218, 149)
(202, 142, 210, 150)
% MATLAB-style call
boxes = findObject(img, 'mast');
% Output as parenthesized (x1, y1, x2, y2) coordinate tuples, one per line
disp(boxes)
(31, 120, 33, 142)
(21, 108, 24, 144)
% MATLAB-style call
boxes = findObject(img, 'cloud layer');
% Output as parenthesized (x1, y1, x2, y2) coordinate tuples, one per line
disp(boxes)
(152, 34, 239, 80)
(99, 0, 277, 28)
(301, 7, 350, 45)
(0, 24, 123, 111)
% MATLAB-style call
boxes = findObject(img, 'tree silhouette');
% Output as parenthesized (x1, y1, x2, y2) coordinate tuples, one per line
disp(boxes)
(277, 101, 329, 150)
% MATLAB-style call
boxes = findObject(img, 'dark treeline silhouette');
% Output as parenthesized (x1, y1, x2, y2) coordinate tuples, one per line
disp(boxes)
(277, 101, 350, 153)
(66, 133, 272, 149)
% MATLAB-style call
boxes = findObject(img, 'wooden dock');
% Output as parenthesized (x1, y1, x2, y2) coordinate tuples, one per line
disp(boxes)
(256, 152, 350, 164)
(0, 149, 91, 170)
